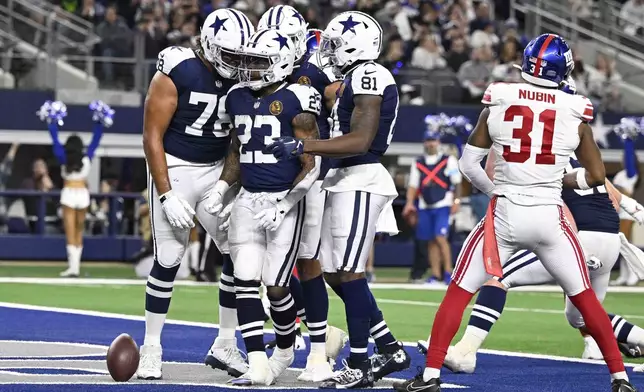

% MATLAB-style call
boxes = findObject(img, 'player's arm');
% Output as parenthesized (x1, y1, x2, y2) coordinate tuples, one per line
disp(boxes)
(142, 71, 177, 195)
(458, 108, 496, 196)
(219, 132, 241, 186)
(563, 122, 606, 189)
(323, 81, 342, 112)
(302, 94, 382, 157)
(606, 177, 644, 221)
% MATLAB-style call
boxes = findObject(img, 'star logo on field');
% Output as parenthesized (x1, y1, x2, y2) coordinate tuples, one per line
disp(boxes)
(210, 16, 228, 36)
(273, 33, 289, 49)
(339, 15, 360, 34)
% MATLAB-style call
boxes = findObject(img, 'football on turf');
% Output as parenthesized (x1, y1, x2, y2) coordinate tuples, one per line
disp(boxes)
(106, 333, 139, 382)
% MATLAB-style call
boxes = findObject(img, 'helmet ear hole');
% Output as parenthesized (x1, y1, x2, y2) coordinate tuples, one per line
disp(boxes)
(345, 48, 356, 54)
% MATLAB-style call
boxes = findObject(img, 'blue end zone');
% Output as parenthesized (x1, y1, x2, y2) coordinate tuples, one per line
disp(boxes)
(0, 305, 641, 391)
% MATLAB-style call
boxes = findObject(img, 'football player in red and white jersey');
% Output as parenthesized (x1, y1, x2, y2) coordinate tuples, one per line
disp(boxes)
(394, 34, 637, 392)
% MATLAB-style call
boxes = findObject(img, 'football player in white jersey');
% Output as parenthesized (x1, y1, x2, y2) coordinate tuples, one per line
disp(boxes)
(393, 34, 636, 392)
(138, 8, 253, 380)
(266, 11, 411, 389)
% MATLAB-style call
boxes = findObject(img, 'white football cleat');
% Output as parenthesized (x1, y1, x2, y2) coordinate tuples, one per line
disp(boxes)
(268, 346, 295, 380)
(326, 325, 348, 360)
(634, 364, 644, 373)
(581, 336, 603, 360)
(230, 352, 274, 386)
(137, 344, 163, 380)
(204, 337, 248, 377)
(443, 342, 477, 374)
(298, 353, 335, 382)
(295, 332, 307, 351)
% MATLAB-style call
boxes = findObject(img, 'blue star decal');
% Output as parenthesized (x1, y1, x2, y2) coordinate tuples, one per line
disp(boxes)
(273, 33, 289, 49)
(339, 15, 360, 34)
(292, 10, 304, 24)
(210, 16, 228, 36)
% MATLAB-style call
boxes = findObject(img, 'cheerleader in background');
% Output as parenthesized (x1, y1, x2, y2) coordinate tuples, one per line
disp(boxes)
(39, 100, 111, 277)
(612, 117, 643, 286)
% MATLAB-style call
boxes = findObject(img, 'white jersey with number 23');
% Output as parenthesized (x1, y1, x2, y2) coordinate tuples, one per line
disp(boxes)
(483, 82, 594, 206)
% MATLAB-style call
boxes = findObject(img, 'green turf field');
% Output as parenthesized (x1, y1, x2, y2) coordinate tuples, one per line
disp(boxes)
(2, 263, 644, 362)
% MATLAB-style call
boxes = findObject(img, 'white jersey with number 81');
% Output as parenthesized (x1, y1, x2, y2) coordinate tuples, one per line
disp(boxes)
(483, 82, 594, 206)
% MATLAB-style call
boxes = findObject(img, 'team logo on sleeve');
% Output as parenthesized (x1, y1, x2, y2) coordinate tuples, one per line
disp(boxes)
(270, 100, 283, 115)
(297, 76, 312, 86)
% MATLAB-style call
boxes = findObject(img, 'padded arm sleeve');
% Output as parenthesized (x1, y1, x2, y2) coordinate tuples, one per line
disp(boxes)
(459, 144, 495, 196)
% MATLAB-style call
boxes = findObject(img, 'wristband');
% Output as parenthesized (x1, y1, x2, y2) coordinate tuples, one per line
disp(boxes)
(576, 168, 590, 190)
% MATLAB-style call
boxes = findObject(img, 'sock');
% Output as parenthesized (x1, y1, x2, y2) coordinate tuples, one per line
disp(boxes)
(330, 284, 344, 300)
(218, 254, 237, 340)
(368, 291, 396, 349)
(341, 278, 372, 369)
(289, 275, 307, 326)
(66, 245, 80, 272)
(568, 289, 626, 378)
(425, 283, 474, 379)
(462, 285, 507, 351)
(188, 241, 200, 270)
(301, 274, 329, 352)
(609, 313, 644, 346)
(144, 259, 180, 347)
(235, 278, 265, 353)
(269, 292, 298, 349)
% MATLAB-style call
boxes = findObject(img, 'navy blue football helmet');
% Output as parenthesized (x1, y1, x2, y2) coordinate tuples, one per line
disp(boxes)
(305, 29, 322, 56)
(520, 33, 574, 87)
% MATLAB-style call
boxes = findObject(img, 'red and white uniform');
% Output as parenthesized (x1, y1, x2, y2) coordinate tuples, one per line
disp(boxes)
(454, 82, 595, 297)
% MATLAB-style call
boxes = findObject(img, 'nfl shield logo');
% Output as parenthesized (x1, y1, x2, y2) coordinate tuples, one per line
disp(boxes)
(215, 80, 222, 88)
(254, 101, 261, 109)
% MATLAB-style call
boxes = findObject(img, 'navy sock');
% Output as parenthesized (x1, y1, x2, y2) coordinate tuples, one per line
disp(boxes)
(368, 291, 396, 349)
(608, 314, 635, 343)
(289, 275, 307, 326)
(145, 259, 179, 314)
(219, 254, 236, 309)
(301, 274, 329, 344)
(341, 278, 371, 368)
(468, 285, 507, 333)
(235, 278, 265, 353)
(330, 284, 344, 300)
(269, 292, 298, 349)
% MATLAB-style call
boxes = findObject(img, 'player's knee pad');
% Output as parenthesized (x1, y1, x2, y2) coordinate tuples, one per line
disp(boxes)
(156, 240, 187, 268)
(233, 262, 262, 282)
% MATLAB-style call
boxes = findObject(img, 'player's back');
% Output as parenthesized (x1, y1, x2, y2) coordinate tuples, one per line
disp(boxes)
(227, 82, 320, 193)
(156, 46, 235, 165)
(484, 82, 593, 206)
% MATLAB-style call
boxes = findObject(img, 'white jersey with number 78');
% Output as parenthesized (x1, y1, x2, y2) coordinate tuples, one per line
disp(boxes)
(483, 81, 594, 206)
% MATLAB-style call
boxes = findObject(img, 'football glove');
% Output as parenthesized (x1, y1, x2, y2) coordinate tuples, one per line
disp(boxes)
(204, 181, 230, 215)
(254, 207, 286, 231)
(160, 190, 195, 230)
(264, 136, 304, 161)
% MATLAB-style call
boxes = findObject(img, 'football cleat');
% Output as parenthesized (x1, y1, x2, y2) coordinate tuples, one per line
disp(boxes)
(393, 371, 441, 392)
(582, 336, 603, 360)
(620, 343, 644, 358)
(417, 340, 428, 355)
(268, 347, 295, 380)
(136, 344, 163, 380)
(370, 341, 411, 381)
(204, 337, 248, 377)
(443, 343, 477, 374)
(611, 379, 638, 392)
(298, 353, 334, 382)
(59, 268, 79, 278)
(319, 359, 373, 389)
(230, 352, 273, 386)
(326, 325, 349, 360)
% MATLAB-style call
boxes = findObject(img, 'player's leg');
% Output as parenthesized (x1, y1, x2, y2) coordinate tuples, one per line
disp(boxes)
(263, 199, 306, 382)
(415, 209, 438, 282)
(433, 206, 453, 283)
(227, 193, 272, 386)
(534, 206, 629, 385)
(60, 204, 79, 277)
(138, 168, 195, 380)
(187, 226, 200, 276)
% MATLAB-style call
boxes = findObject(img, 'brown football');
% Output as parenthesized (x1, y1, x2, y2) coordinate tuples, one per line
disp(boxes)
(106, 333, 139, 382)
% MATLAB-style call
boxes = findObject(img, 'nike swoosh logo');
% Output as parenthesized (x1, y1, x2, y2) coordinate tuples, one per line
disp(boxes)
(364, 70, 376, 75)
(406, 384, 430, 392)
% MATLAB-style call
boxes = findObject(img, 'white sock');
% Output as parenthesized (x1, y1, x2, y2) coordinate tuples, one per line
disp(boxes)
(611, 371, 629, 382)
(66, 245, 75, 269)
(460, 325, 488, 351)
(218, 305, 238, 340)
(74, 246, 83, 272)
(144, 310, 166, 346)
(310, 342, 325, 357)
(423, 367, 440, 381)
(188, 241, 200, 270)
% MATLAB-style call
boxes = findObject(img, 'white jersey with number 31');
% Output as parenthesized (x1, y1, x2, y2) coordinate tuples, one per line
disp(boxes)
(483, 82, 594, 206)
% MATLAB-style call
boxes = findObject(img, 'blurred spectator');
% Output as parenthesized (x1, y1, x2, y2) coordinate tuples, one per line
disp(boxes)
(469, 0, 491, 33)
(620, 0, 644, 36)
(202, 0, 231, 16)
(491, 38, 521, 82)
(411, 34, 447, 70)
(77, 0, 105, 25)
(458, 46, 495, 103)
(501, 18, 528, 49)
(97, 5, 133, 86)
(137, 7, 168, 60)
(569, 0, 594, 19)
(21, 158, 58, 234)
(0, 143, 19, 219)
(587, 53, 622, 111)
(571, 54, 589, 96)
(393, 1, 415, 41)
(469, 21, 499, 49)
(445, 36, 469, 72)
(380, 34, 406, 72)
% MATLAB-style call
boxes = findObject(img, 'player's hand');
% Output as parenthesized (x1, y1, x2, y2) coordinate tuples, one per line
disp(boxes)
(254, 208, 285, 231)
(160, 190, 195, 230)
(204, 189, 224, 215)
(264, 136, 304, 161)
(633, 208, 644, 225)
(217, 202, 234, 231)
(402, 203, 417, 218)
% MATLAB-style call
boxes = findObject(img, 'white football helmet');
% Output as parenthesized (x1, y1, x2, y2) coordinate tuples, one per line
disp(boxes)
(319, 11, 382, 73)
(200, 8, 255, 79)
(258, 5, 309, 63)
(239, 29, 295, 90)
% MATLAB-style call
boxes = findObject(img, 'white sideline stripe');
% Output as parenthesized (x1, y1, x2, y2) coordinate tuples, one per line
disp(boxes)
(1, 277, 644, 294)
(1, 302, 643, 369)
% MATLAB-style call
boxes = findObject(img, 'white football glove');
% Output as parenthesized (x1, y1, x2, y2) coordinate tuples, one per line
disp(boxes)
(205, 181, 230, 215)
(160, 190, 195, 230)
(254, 208, 286, 231)
(620, 195, 644, 225)
(218, 202, 234, 231)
